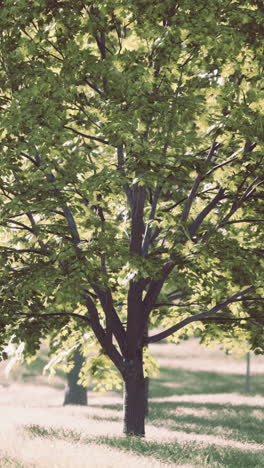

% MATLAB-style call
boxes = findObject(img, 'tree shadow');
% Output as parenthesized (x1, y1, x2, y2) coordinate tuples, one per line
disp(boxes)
(148, 400, 264, 445)
(99, 365, 264, 446)
(23, 423, 264, 468)
(95, 435, 264, 468)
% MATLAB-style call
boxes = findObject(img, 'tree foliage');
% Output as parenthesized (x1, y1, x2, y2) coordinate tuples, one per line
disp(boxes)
(0, 0, 263, 434)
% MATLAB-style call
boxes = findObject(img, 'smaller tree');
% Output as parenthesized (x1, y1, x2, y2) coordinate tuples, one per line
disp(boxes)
(63, 348, 87, 406)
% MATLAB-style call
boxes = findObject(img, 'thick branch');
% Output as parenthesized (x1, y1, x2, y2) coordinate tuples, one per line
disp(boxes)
(181, 142, 220, 223)
(146, 286, 255, 343)
(117, 144, 133, 208)
(142, 185, 161, 256)
(61, 204, 81, 245)
(154, 301, 205, 308)
(86, 296, 124, 373)
(42, 170, 81, 246)
(181, 174, 202, 224)
(200, 316, 264, 323)
(93, 285, 126, 355)
(143, 262, 175, 320)
(223, 218, 264, 225)
(189, 187, 225, 237)
(21, 151, 39, 167)
(130, 185, 146, 256)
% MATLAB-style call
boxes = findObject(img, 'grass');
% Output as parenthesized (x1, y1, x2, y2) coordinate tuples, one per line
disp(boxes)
(151, 367, 264, 397)
(1, 339, 264, 467)
(0, 454, 24, 468)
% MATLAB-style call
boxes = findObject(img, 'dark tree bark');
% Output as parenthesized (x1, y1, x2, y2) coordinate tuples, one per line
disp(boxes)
(123, 351, 145, 436)
(63, 348, 87, 406)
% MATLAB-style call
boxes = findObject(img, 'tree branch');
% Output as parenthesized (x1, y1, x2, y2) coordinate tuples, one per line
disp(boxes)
(146, 286, 255, 343)
(93, 285, 127, 355)
(220, 178, 262, 226)
(142, 185, 161, 256)
(223, 218, 264, 225)
(189, 187, 225, 237)
(86, 295, 124, 373)
(84, 79, 103, 96)
(204, 155, 238, 178)
(181, 142, 220, 224)
(3, 219, 34, 233)
(2, 247, 50, 257)
(154, 301, 206, 308)
(143, 262, 175, 320)
(130, 184, 146, 256)
(117, 144, 133, 208)
(64, 125, 110, 145)
(16, 311, 91, 324)
(200, 315, 264, 323)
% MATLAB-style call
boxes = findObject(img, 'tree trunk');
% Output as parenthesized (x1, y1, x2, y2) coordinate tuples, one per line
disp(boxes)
(123, 354, 145, 436)
(63, 349, 87, 406)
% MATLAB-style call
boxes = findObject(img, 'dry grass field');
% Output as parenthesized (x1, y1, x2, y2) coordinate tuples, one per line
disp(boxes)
(0, 339, 264, 467)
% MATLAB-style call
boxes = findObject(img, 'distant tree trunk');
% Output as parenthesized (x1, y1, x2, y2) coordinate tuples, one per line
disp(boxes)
(123, 350, 145, 436)
(246, 351, 251, 393)
(63, 348, 87, 406)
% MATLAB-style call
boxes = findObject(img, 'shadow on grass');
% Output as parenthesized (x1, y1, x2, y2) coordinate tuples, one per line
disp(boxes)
(98, 365, 264, 446)
(98, 400, 264, 446)
(148, 401, 264, 445)
(23, 424, 264, 468)
(21, 364, 264, 467)
(96, 435, 264, 468)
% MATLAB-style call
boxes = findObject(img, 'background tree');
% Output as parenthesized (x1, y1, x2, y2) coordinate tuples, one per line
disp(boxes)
(0, 0, 263, 436)
(63, 348, 88, 406)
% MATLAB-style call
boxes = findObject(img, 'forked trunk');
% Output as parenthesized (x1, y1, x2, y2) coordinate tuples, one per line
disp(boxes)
(123, 356, 145, 436)
(63, 349, 87, 406)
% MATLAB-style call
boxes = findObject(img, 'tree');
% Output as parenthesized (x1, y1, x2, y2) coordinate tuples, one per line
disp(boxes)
(0, 0, 263, 436)
(63, 348, 88, 406)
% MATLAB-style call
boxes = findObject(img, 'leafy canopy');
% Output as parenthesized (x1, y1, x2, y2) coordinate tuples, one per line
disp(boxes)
(0, 0, 263, 386)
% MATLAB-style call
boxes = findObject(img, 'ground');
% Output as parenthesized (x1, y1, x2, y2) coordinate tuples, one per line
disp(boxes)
(0, 339, 264, 467)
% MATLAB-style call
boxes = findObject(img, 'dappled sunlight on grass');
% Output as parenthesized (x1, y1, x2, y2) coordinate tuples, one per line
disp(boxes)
(1, 339, 264, 467)
(1, 424, 170, 468)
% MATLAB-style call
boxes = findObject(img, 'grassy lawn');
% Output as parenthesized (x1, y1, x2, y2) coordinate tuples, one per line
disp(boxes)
(0, 339, 264, 467)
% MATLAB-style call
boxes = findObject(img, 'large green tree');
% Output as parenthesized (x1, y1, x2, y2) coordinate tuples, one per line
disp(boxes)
(0, 0, 263, 436)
